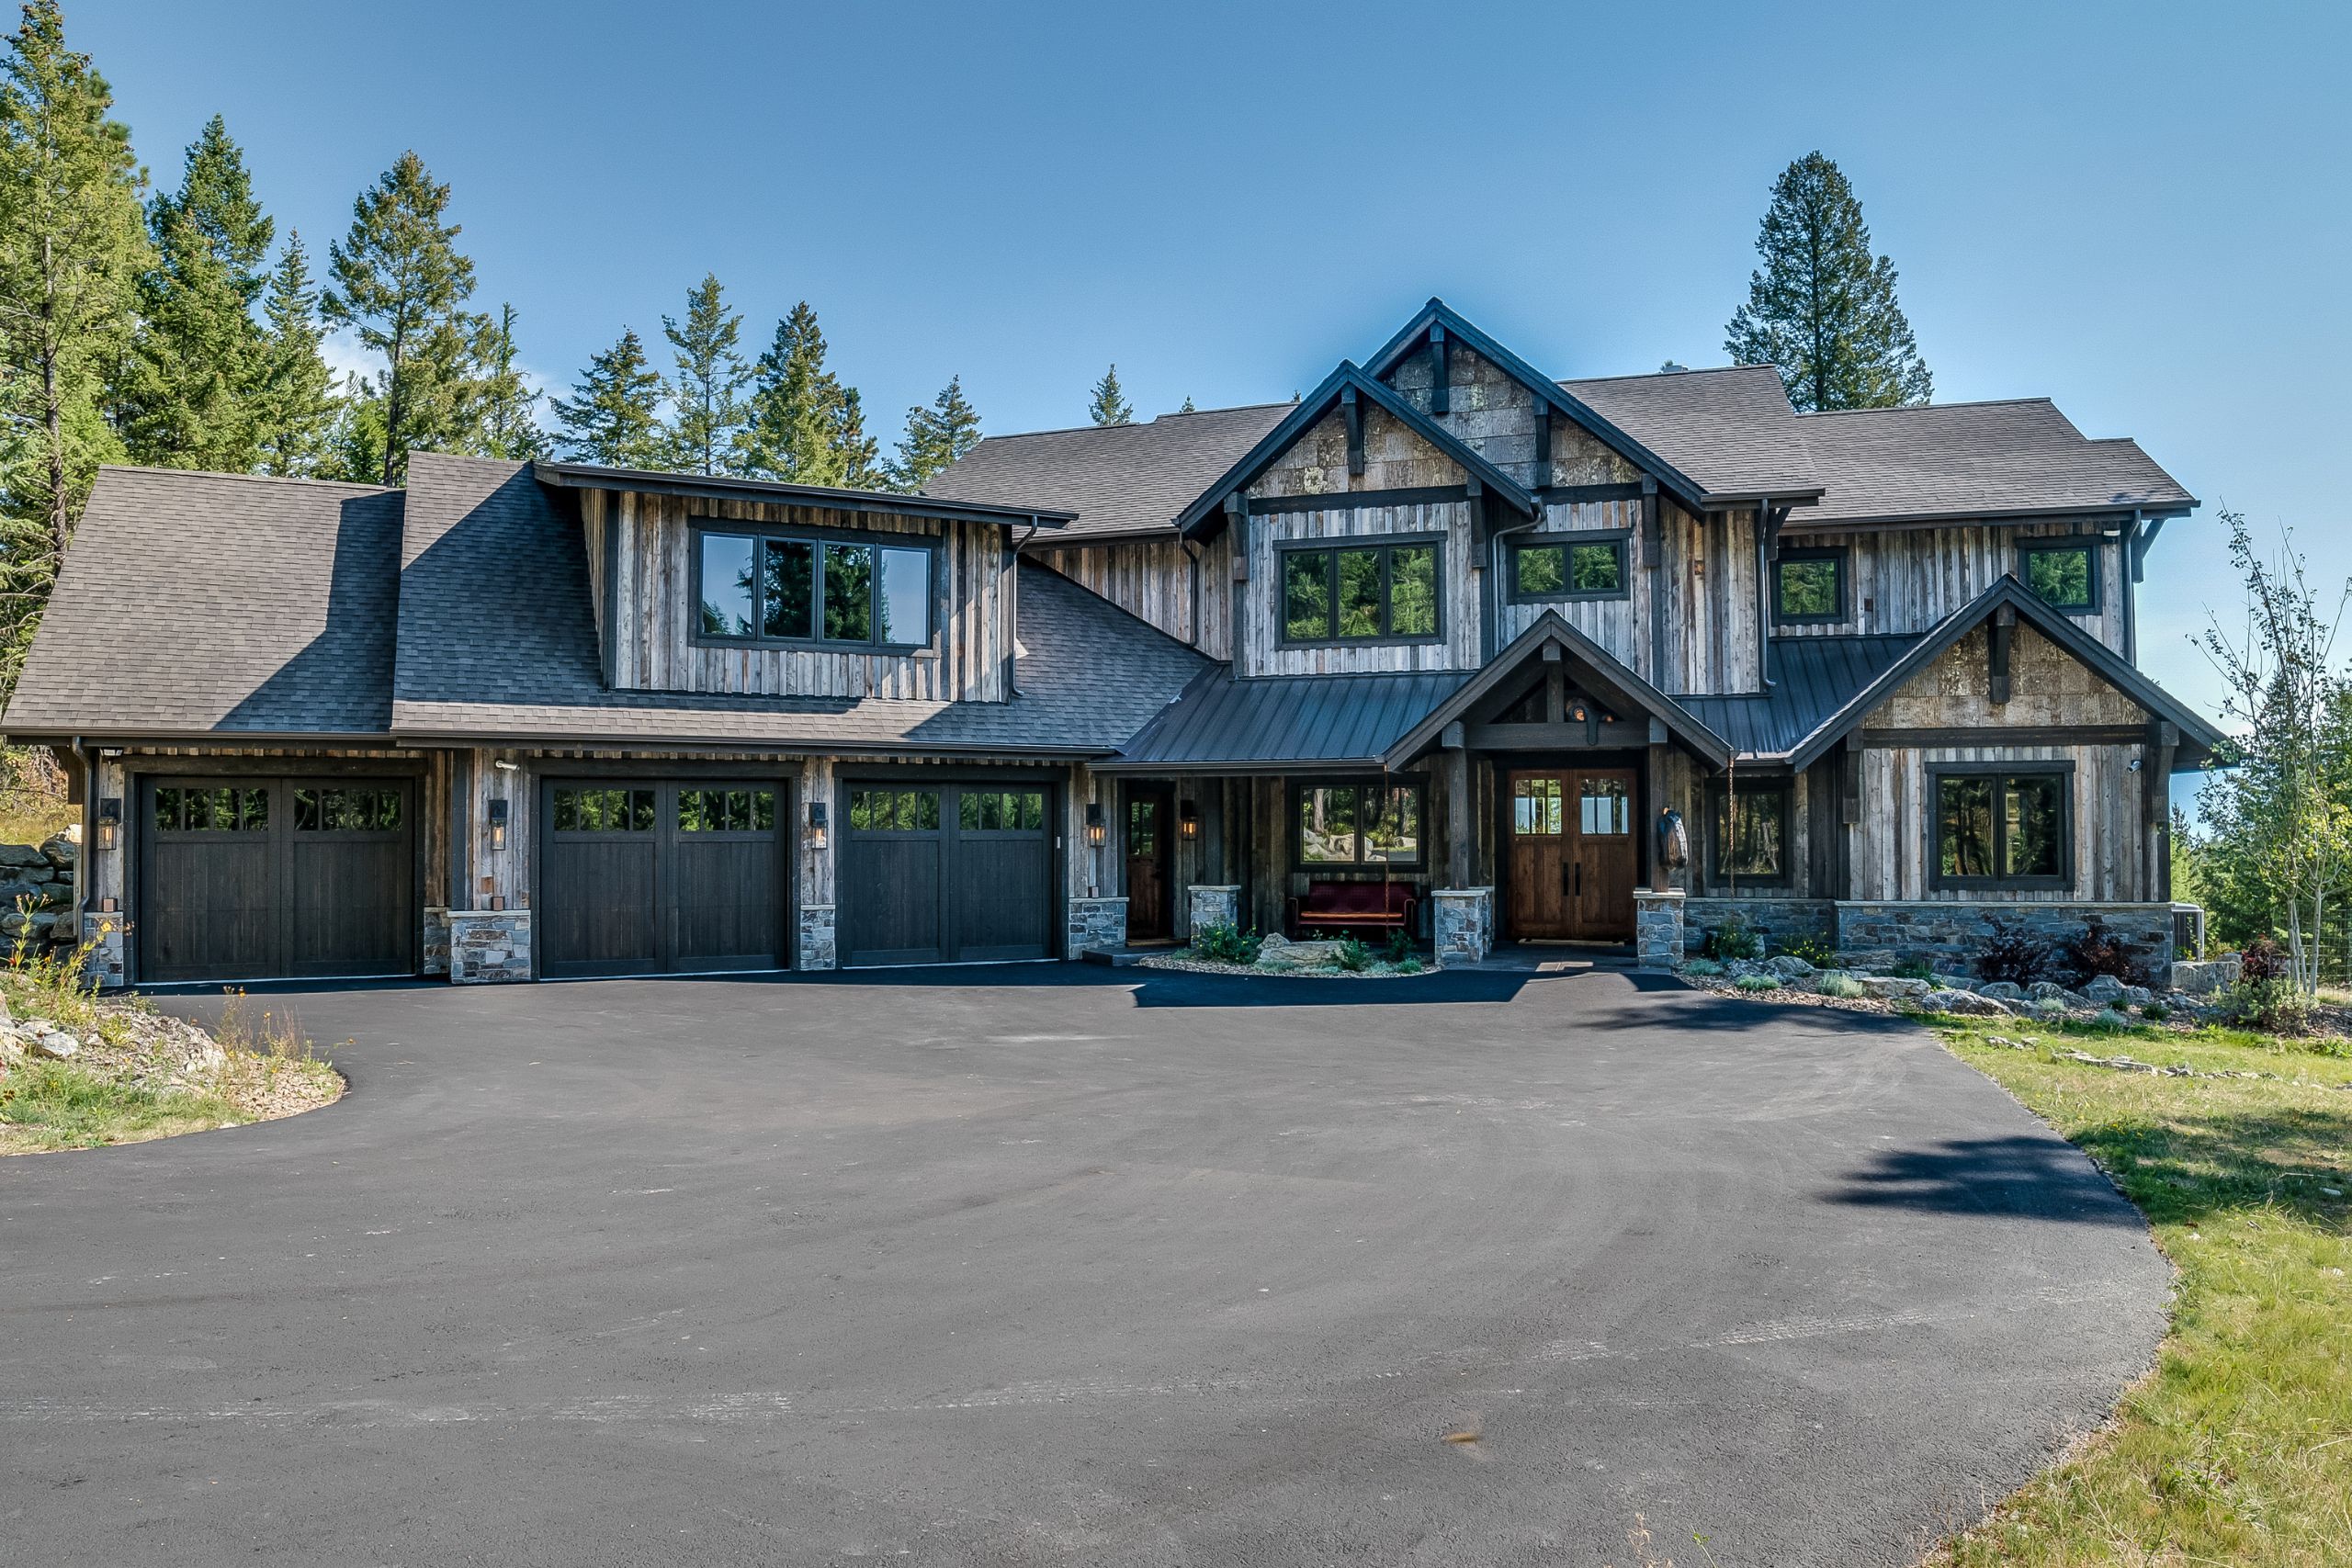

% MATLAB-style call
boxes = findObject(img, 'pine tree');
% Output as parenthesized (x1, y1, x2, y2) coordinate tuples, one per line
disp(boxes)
(474, 301, 546, 461)
(0, 0, 149, 695)
(252, 231, 338, 477)
(741, 301, 873, 487)
(119, 114, 272, 470)
(887, 374, 981, 490)
(1724, 152, 1931, 412)
(322, 151, 488, 485)
(1088, 363, 1130, 426)
(662, 272, 748, 475)
(550, 328, 666, 468)
(1176, 395, 1194, 414)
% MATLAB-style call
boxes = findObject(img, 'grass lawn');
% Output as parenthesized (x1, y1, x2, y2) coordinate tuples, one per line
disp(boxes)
(1925, 1016, 2352, 1566)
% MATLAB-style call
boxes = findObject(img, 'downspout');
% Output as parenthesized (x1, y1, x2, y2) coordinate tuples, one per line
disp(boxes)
(1005, 517, 1039, 697)
(1487, 498, 1547, 663)
(1756, 502, 1783, 691)
(1182, 536, 1203, 649)
(70, 734, 92, 954)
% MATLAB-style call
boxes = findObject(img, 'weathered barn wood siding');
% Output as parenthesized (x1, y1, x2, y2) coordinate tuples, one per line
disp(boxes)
(1031, 530, 1233, 660)
(1659, 502, 1761, 694)
(1848, 623, 2158, 901)
(1495, 498, 1647, 670)
(588, 490, 1012, 701)
(1775, 521, 2129, 652)
(1239, 501, 1482, 675)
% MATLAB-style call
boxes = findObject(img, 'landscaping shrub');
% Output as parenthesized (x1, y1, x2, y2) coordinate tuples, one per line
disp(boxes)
(1333, 935, 1372, 973)
(1891, 957, 1935, 980)
(2060, 919, 2144, 987)
(2141, 1001, 2170, 1022)
(1381, 930, 1416, 965)
(1773, 933, 1839, 968)
(1973, 919, 2054, 986)
(1679, 958, 1724, 977)
(1817, 974, 1867, 999)
(1702, 916, 1761, 962)
(1192, 920, 1263, 965)
(2237, 935, 2287, 982)
(1733, 973, 1781, 993)
(2222, 976, 2313, 1035)
(1393, 955, 1423, 975)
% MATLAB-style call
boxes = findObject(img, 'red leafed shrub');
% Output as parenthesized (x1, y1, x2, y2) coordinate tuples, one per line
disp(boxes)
(2061, 921, 2145, 987)
(2237, 936, 2287, 982)
(1973, 919, 2055, 986)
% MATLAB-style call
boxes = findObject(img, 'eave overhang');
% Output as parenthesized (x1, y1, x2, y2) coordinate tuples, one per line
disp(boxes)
(533, 461, 1078, 530)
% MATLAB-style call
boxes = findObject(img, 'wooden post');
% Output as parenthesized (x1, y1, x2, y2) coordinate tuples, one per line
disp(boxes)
(1646, 718, 1670, 894)
(1643, 478, 1666, 687)
(1989, 604, 2016, 706)
(1341, 386, 1364, 477)
(1443, 722, 1472, 889)
(1430, 324, 1450, 414)
(2148, 720, 2177, 902)
(1532, 400, 1553, 490)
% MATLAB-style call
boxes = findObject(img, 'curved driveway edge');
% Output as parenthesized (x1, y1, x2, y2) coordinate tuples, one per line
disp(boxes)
(0, 964, 2169, 1566)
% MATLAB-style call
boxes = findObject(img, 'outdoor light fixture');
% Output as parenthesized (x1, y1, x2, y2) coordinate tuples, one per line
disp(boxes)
(1085, 802, 1107, 848)
(808, 800, 829, 850)
(487, 797, 510, 852)
(95, 796, 120, 852)
(1178, 800, 1198, 840)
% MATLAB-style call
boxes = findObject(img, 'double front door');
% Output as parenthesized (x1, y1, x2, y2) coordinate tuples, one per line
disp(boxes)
(1507, 769, 1637, 942)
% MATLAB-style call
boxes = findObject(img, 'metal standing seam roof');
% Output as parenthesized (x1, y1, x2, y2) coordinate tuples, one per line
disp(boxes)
(1672, 637, 1923, 760)
(1100, 670, 1473, 773)
(1, 465, 403, 739)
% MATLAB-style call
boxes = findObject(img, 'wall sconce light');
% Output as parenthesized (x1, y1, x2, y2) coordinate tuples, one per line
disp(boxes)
(808, 800, 829, 851)
(487, 797, 510, 852)
(96, 796, 120, 852)
(1178, 800, 1198, 840)
(1085, 802, 1107, 848)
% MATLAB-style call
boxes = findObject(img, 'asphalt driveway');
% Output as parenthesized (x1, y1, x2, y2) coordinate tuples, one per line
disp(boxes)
(1, 964, 2168, 1566)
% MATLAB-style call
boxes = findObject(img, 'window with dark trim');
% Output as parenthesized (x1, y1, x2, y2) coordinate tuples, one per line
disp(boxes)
(1509, 532, 1630, 602)
(694, 525, 933, 649)
(2018, 539, 2099, 614)
(1294, 780, 1425, 867)
(1931, 766, 2073, 888)
(1278, 538, 1442, 645)
(677, 788, 776, 833)
(1711, 779, 1789, 883)
(153, 786, 268, 832)
(551, 787, 656, 833)
(1773, 547, 1847, 624)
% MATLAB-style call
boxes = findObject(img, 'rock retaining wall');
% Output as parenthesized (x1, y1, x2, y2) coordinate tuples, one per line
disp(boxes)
(1833, 901, 2175, 980)
(1068, 897, 1127, 957)
(1683, 897, 1834, 955)
(797, 903, 837, 971)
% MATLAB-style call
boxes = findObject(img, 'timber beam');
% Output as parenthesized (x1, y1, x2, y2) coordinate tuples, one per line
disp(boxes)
(1430, 324, 1450, 414)
(1990, 604, 2016, 706)
(1340, 385, 1364, 477)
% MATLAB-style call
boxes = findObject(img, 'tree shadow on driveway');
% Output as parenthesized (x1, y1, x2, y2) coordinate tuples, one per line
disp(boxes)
(1826, 1134, 2147, 1225)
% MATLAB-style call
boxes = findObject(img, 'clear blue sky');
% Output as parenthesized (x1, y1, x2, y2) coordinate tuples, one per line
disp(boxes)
(74, 0, 2352, 734)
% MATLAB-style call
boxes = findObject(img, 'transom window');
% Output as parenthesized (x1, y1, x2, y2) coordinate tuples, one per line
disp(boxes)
(1934, 769, 2071, 887)
(153, 786, 268, 832)
(1714, 781, 1788, 881)
(1512, 776, 1563, 836)
(552, 787, 656, 833)
(848, 787, 941, 833)
(960, 789, 1045, 832)
(1280, 539, 1441, 644)
(1295, 781, 1423, 865)
(293, 787, 401, 832)
(2019, 540, 2098, 613)
(1510, 534, 1629, 601)
(677, 789, 776, 833)
(1773, 547, 1846, 624)
(696, 527, 932, 649)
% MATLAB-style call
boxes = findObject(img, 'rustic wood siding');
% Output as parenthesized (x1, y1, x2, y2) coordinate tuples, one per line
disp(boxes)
(1239, 501, 1481, 676)
(1031, 531, 1232, 661)
(1497, 497, 1647, 671)
(600, 490, 1012, 701)
(1776, 521, 2129, 653)
(1659, 502, 1761, 694)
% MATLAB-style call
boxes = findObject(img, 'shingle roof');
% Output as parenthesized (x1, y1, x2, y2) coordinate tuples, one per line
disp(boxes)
(1559, 365, 1819, 501)
(2, 466, 401, 739)
(923, 402, 1291, 540)
(1101, 670, 1472, 773)
(1792, 399, 2193, 525)
(390, 453, 1210, 751)
(1673, 636, 1922, 760)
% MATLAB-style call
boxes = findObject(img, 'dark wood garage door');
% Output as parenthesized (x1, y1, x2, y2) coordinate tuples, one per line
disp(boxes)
(139, 777, 416, 984)
(537, 780, 786, 978)
(838, 781, 1055, 966)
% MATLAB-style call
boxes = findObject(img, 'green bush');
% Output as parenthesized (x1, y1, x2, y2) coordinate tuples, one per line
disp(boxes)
(1680, 958, 1724, 977)
(1891, 958, 1935, 981)
(2141, 1001, 2170, 1022)
(1333, 936, 1373, 973)
(1382, 929, 1416, 964)
(1773, 933, 1839, 968)
(1817, 974, 1867, 999)
(1734, 973, 1782, 993)
(1393, 955, 1423, 975)
(1702, 916, 1762, 962)
(2222, 976, 2313, 1036)
(1192, 920, 1263, 965)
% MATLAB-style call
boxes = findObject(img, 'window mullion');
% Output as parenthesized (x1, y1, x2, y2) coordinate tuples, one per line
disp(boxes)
(1377, 547, 1393, 637)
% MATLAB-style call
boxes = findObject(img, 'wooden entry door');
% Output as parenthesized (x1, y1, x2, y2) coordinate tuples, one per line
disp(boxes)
(1124, 784, 1172, 942)
(1507, 769, 1638, 942)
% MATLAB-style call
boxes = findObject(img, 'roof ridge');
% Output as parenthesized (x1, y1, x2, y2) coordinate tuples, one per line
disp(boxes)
(973, 402, 1293, 443)
(1559, 365, 1783, 387)
(96, 462, 397, 494)
(1798, 397, 2058, 419)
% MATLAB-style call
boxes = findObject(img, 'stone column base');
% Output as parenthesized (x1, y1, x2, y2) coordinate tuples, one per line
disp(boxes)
(1186, 885, 1240, 937)
(797, 903, 837, 971)
(423, 906, 452, 977)
(78, 909, 128, 988)
(1068, 897, 1128, 957)
(1634, 890, 1685, 971)
(1432, 887, 1494, 967)
(448, 909, 532, 983)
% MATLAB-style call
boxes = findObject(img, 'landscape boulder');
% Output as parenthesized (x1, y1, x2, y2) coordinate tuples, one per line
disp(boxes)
(2119, 985, 2154, 1007)
(1976, 980, 2025, 1001)
(1922, 987, 2008, 1016)
(1766, 954, 1815, 979)
(39, 832, 77, 871)
(0, 842, 44, 868)
(2169, 957, 2242, 996)
(2080, 975, 2127, 1004)
(29, 1029, 79, 1060)
(1860, 976, 1931, 1001)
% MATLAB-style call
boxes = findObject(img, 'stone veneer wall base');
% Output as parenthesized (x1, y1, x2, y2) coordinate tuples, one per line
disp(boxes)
(1068, 897, 1128, 957)
(1833, 900, 2176, 976)
(1432, 888, 1494, 968)
(447, 908, 533, 983)
(1634, 891, 1685, 971)
(1186, 886, 1240, 937)
(797, 904, 837, 972)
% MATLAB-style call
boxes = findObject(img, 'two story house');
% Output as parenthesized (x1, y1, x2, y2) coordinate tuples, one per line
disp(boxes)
(0, 299, 2221, 986)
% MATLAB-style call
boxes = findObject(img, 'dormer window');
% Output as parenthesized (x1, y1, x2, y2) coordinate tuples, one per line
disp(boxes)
(2018, 538, 2098, 615)
(695, 524, 933, 649)
(1772, 546, 1847, 625)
